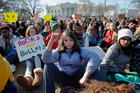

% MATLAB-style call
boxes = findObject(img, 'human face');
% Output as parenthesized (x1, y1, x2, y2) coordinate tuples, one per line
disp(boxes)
(64, 36, 74, 49)
(120, 36, 131, 47)
(1, 29, 10, 38)
(36, 25, 42, 33)
(54, 27, 61, 34)
(128, 22, 136, 29)
(29, 28, 36, 36)
(110, 23, 115, 31)
(75, 27, 83, 35)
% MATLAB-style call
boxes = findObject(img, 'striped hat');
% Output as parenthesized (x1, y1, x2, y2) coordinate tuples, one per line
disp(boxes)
(50, 20, 60, 32)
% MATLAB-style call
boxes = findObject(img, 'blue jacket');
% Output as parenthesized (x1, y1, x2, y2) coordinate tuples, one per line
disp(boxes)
(87, 33, 102, 46)
(42, 48, 101, 76)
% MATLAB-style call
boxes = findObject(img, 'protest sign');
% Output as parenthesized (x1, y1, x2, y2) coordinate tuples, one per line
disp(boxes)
(118, 14, 125, 21)
(4, 13, 18, 22)
(58, 15, 67, 21)
(74, 14, 82, 20)
(44, 15, 52, 21)
(15, 34, 46, 62)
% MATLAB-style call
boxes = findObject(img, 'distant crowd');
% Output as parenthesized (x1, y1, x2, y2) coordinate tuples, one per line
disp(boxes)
(0, 16, 140, 93)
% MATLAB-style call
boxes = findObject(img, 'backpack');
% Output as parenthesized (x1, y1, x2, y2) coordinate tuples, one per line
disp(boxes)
(106, 72, 140, 83)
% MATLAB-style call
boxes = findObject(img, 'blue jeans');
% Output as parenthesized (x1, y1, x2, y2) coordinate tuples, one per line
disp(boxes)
(25, 56, 41, 76)
(43, 62, 100, 93)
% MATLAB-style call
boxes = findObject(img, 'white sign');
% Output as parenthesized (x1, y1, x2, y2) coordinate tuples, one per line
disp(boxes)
(58, 15, 67, 21)
(84, 46, 105, 61)
(15, 34, 46, 62)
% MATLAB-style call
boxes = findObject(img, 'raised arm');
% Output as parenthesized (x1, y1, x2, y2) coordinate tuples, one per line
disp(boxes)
(42, 33, 60, 63)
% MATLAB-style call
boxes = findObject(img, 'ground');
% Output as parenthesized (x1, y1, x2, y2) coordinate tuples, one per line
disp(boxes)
(13, 62, 60, 93)
(13, 62, 140, 93)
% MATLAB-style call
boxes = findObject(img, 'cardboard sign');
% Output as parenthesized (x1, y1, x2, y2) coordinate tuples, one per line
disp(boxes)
(74, 14, 82, 20)
(15, 34, 46, 62)
(44, 15, 52, 21)
(84, 46, 105, 61)
(4, 13, 18, 22)
(118, 14, 125, 21)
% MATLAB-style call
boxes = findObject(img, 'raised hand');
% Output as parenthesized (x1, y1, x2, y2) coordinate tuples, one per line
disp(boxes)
(46, 33, 60, 51)
(49, 33, 60, 44)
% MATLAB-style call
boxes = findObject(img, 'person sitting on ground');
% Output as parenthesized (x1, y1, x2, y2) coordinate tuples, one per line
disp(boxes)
(98, 29, 133, 81)
(130, 26, 140, 75)
(42, 30, 101, 93)
(86, 24, 102, 46)
(45, 20, 62, 49)
(16, 25, 43, 89)
(0, 25, 19, 71)
(104, 22, 118, 48)
(73, 23, 89, 47)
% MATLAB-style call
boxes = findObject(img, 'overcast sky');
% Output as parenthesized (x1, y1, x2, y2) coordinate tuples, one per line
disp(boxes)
(40, 0, 132, 9)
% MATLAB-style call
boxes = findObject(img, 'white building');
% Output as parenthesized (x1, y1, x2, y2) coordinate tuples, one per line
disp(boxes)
(127, 9, 140, 18)
(104, 5, 117, 18)
(46, 2, 78, 18)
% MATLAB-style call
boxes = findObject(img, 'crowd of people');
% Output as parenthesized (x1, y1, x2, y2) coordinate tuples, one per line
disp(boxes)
(0, 16, 140, 93)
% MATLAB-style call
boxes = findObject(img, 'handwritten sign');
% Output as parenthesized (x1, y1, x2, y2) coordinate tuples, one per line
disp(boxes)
(15, 34, 46, 62)
(44, 15, 52, 21)
(4, 13, 18, 22)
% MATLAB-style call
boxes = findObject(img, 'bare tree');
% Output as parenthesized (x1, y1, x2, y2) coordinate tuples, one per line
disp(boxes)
(93, 3, 104, 17)
(20, 0, 43, 17)
(0, 0, 9, 8)
(131, 0, 140, 9)
(2, 0, 44, 20)
(77, 2, 93, 16)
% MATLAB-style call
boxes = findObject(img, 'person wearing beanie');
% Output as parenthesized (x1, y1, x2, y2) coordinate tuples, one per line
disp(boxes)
(96, 28, 134, 81)
(45, 20, 62, 49)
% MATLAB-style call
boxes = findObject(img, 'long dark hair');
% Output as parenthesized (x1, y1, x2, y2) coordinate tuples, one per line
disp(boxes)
(117, 40, 132, 56)
(58, 30, 81, 54)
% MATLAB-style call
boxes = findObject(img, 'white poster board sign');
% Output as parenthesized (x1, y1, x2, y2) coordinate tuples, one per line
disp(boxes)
(84, 46, 105, 61)
(59, 15, 67, 21)
(15, 34, 46, 62)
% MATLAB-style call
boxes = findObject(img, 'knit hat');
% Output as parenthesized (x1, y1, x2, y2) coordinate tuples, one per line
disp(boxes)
(50, 20, 60, 32)
(118, 29, 133, 41)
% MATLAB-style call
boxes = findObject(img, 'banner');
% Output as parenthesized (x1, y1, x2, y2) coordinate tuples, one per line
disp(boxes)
(44, 15, 52, 21)
(84, 46, 105, 61)
(4, 13, 18, 22)
(15, 34, 46, 62)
